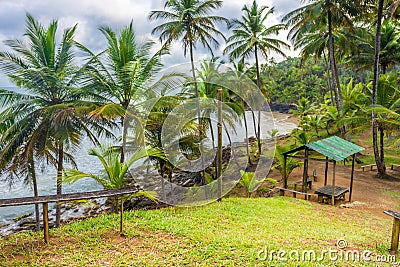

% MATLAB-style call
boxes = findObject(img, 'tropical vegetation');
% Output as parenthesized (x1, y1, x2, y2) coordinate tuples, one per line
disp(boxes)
(0, 0, 399, 238)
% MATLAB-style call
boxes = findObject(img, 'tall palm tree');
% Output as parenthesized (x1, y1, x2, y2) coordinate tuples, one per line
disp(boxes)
(224, 0, 289, 155)
(0, 142, 41, 231)
(0, 14, 111, 227)
(372, 0, 400, 176)
(283, 0, 364, 127)
(77, 22, 167, 163)
(373, 73, 400, 167)
(148, 0, 228, 138)
(226, 61, 255, 165)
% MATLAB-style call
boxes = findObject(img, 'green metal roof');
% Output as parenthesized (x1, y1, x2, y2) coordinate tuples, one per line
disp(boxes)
(283, 136, 365, 161)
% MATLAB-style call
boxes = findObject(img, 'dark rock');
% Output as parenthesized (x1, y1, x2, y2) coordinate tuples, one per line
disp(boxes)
(17, 218, 36, 227)
(0, 221, 11, 228)
(172, 171, 202, 186)
(268, 102, 296, 114)
(13, 213, 33, 222)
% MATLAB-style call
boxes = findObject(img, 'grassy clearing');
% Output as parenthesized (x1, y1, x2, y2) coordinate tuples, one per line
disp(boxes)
(1, 197, 397, 266)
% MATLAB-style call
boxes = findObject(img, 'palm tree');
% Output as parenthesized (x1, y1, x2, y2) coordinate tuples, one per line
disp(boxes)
(274, 146, 303, 185)
(224, 0, 289, 156)
(282, 0, 364, 127)
(0, 143, 41, 231)
(370, 73, 400, 175)
(77, 22, 168, 163)
(239, 170, 266, 198)
(372, 0, 400, 176)
(352, 18, 400, 73)
(64, 145, 163, 234)
(0, 14, 111, 228)
(149, 0, 228, 138)
(226, 61, 254, 164)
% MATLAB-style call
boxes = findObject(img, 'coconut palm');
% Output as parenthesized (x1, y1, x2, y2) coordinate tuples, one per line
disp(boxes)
(149, 0, 228, 139)
(239, 170, 266, 198)
(0, 14, 111, 227)
(274, 146, 303, 187)
(195, 59, 244, 149)
(224, 0, 289, 156)
(64, 145, 163, 234)
(370, 73, 400, 174)
(225, 61, 255, 164)
(77, 22, 168, 163)
(338, 73, 400, 172)
(0, 143, 41, 231)
(372, 0, 400, 176)
(282, 0, 365, 124)
(352, 18, 400, 73)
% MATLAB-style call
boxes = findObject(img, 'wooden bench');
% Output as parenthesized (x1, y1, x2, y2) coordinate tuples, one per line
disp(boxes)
(361, 164, 376, 171)
(293, 177, 312, 190)
(276, 187, 313, 200)
(384, 210, 400, 255)
(391, 164, 400, 171)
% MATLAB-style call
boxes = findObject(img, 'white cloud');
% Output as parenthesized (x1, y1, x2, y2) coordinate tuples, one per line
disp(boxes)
(0, 0, 302, 86)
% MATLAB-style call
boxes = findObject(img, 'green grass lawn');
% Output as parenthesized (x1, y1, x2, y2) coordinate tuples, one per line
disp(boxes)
(0, 197, 398, 266)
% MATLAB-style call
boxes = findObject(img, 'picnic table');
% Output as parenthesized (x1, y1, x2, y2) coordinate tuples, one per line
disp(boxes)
(314, 185, 349, 203)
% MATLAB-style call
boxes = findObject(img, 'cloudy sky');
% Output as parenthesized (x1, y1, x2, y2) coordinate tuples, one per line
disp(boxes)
(0, 0, 302, 87)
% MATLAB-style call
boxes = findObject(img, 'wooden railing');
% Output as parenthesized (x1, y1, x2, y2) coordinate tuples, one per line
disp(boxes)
(0, 187, 139, 243)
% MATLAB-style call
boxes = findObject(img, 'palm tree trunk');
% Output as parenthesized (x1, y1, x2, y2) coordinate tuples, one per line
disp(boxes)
(29, 158, 40, 232)
(372, 0, 386, 176)
(243, 101, 251, 165)
(190, 41, 202, 136)
(120, 197, 124, 236)
(254, 43, 262, 156)
(379, 125, 385, 169)
(327, 9, 341, 113)
(251, 110, 258, 141)
(55, 142, 64, 228)
(121, 118, 127, 163)
(209, 116, 217, 178)
(189, 41, 207, 198)
(323, 51, 334, 104)
(327, 7, 346, 137)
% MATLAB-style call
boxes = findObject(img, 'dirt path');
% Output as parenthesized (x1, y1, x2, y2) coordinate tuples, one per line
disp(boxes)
(269, 161, 400, 217)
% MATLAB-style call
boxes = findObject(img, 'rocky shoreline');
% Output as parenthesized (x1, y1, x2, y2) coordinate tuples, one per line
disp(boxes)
(0, 199, 105, 236)
(0, 112, 299, 237)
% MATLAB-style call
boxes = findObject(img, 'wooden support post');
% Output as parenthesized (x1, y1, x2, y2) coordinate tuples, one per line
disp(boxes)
(42, 202, 49, 243)
(120, 197, 124, 236)
(217, 88, 223, 201)
(332, 161, 336, 206)
(283, 155, 287, 189)
(349, 154, 355, 202)
(324, 156, 328, 186)
(279, 188, 285, 196)
(384, 210, 400, 255)
(390, 218, 400, 254)
(302, 148, 309, 193)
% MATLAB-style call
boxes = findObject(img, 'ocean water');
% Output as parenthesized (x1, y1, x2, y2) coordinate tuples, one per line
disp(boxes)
(0, 112, 297, 222)
(0, 136, 104, 222)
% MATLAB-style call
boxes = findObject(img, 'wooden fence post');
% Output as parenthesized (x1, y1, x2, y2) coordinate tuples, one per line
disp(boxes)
(42, 202, 49, 243)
